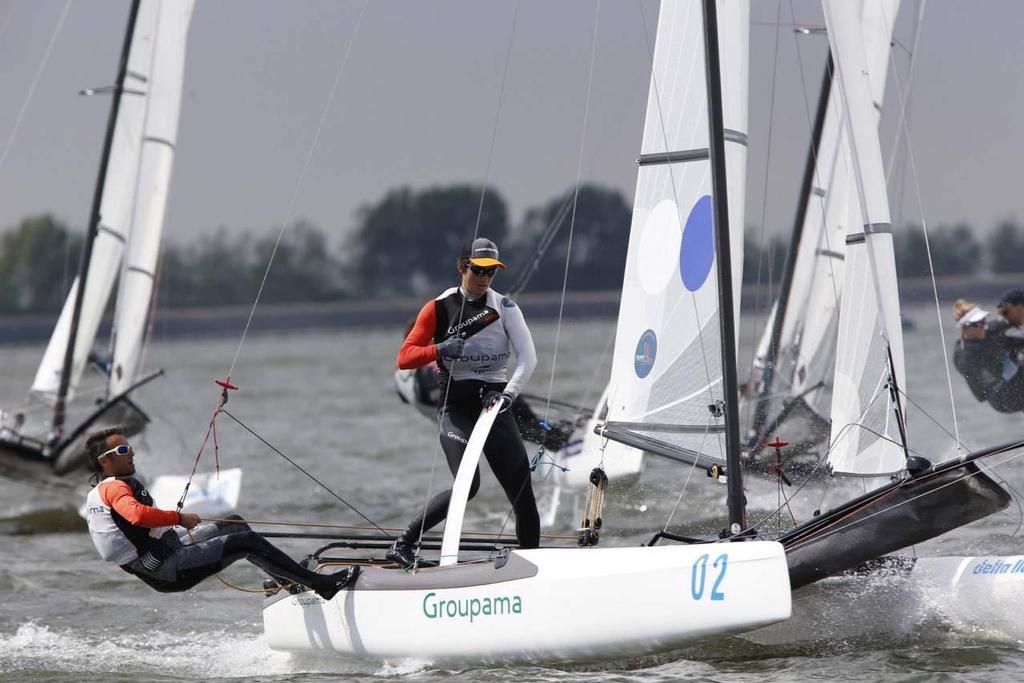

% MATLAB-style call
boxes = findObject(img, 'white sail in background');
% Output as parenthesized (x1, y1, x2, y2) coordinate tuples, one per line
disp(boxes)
(823, 0, 907, 476)
(603, 0, 748, 466)
(750, 0, 900, 430)
(31, 2, 161, 401)
(110, 0, 194, 396)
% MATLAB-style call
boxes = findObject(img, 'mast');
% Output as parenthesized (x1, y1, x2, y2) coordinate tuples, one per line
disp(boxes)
(749, 53, 834, 445)
(51, 0, 142, 445)
(701, 0, 745, 532)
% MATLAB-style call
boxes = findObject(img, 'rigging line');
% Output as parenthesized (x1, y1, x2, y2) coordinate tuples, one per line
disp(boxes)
(740, 0, 784, 431)
(507, 192, 573, 298)
(883, 0, 926, 185)
(883, 3, 963, 456)
(746, 421, 868, 534)
(787, 0, 842, 313)
(1000, 479, 1024, 539)
(542, 0, 601, 424)
(417, 2, 520, 552)
(662, 419, 711, 532)
(222, 0, 368, 383)
(896, 385, 970, 453)
(746, 0, 784, 385)
(575, 327, 616, 420)
(0, 0, 72, 174)
(470, 1, 519, 242)
(198, 516, 576, 540)
(218, 407, 390, 537)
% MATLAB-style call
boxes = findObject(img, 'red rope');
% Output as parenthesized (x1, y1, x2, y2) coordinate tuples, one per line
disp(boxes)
(176, 378, 237, 510)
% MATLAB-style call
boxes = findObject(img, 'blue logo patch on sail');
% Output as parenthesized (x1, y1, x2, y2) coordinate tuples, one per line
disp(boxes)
(680, 194, 715, 292)
(634, 329, 657, 378)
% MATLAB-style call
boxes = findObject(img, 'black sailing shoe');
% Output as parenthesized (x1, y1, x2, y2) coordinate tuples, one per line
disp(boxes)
(386, 539, 416, 569)
(314, 566, 360, 601)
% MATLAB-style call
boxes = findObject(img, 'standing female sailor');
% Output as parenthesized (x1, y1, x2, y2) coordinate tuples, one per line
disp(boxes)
(389, 237, 539, 567)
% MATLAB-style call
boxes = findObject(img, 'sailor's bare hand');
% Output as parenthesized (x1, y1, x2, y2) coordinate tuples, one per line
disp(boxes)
(179, 512, 201, 529)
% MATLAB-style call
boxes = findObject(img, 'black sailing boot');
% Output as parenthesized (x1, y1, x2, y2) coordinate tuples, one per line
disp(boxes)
(313, 566, 360, 601)
(386, 539, 416, 569)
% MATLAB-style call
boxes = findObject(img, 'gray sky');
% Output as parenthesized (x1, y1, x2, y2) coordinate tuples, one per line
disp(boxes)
(0, 0, 1020, 249)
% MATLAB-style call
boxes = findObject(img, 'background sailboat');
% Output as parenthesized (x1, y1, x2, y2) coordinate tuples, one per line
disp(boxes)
(0, 0, 193, 481)
(772, 0, 1013, 588)
(744, 0, 901, 465)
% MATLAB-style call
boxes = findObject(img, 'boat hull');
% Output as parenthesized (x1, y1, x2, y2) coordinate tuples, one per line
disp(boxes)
(910, 555, 1024, 640)
(782, 459, 1011, 588)
(263, 543, 791, 663)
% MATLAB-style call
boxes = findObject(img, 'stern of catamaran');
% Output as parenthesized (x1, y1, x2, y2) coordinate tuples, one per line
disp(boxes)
(780, 445, 1014, 589)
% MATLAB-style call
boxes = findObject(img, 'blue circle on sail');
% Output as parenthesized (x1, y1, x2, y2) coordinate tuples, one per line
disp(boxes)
(679, 194, 715, 292)
(634, 329, 657, 378)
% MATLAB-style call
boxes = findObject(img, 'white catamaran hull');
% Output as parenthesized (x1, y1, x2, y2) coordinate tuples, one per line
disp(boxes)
(263, 542, 790, 663)
(911, 555, 1024, 640)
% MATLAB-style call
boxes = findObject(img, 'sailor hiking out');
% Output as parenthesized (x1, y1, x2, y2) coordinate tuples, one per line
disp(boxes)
(84, 427, 355, 598)
(388, 238, 540, 567)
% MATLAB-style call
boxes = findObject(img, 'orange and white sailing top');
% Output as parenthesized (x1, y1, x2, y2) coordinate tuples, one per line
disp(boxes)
(85, 476, 181, 565)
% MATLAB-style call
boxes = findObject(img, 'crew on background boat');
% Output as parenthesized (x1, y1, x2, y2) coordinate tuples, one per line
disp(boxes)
(84, 427, 355, 598)
(388, 237, 540, 568)
(952, 291, 1024, 412)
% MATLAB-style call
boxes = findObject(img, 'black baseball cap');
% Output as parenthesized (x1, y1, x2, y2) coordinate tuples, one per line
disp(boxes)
(460, 237, 507, 269)
(998, 289, 1024, 308)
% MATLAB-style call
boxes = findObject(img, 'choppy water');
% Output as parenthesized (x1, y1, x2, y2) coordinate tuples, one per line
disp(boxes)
(2, 305, 1024, 681)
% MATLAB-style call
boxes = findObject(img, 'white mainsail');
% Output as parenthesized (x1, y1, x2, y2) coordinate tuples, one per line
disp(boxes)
(823, 0, 907, 476)
(30, 2, 161, 401)
(750, 0, 900, 432)
(602, 0, 748, 465)
(109, 0, 194, 396)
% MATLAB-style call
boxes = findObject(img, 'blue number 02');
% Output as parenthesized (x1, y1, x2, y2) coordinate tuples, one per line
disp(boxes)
(691, 553, 728, 601)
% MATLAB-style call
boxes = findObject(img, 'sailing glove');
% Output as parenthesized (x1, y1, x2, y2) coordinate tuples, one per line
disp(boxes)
(436, 336, 465, 360)
(483, 390, 514, 412)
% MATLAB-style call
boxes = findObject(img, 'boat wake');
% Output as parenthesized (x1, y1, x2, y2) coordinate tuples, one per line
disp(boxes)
(0, 621, 372, 679)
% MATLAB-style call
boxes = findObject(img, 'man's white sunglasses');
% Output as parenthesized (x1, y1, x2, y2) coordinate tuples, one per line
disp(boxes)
(98, 443, 132, 460)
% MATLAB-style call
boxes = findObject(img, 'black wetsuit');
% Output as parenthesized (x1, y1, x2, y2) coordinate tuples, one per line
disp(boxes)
(396, 287, 540, 550)
(399, 381, 540, 550)
(86, 477, 345, 595)
(124, 516, 333, 593)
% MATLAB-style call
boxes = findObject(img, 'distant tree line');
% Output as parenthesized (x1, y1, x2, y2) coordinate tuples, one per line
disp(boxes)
(0, 186, 1021, 315)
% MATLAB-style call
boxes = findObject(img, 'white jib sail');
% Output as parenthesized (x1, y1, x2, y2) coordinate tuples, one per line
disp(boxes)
(30, 2, 161, 401)
(752, 0, 900, 422)
(823, 0, 907, 476)
(109, 0, 194, 396)
(603, 0, 748, 466)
